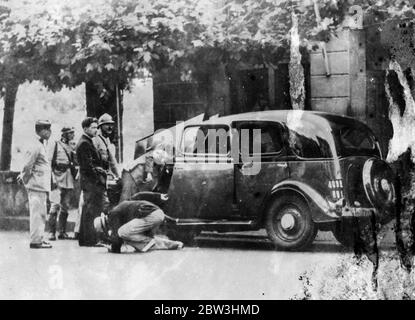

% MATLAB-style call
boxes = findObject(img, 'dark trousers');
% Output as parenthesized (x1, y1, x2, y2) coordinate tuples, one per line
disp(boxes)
(78, 185, 107, 246)
(48, 188, 72, 234)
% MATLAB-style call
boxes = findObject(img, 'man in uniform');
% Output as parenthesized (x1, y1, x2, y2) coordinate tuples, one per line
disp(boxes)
(48, 126, 77, 240)
(18, 120, 53, 249)
(94, 113, 120, 181)
(76, 117, 107, 247)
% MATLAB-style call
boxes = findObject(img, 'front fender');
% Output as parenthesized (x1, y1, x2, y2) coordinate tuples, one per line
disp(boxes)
(268, 180, 339, 223)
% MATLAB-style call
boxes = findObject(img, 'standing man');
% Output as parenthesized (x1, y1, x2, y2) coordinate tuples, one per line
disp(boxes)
(94, 113, 120, 181)
(76, 117, 107, 247)
(48, 127, 77, 240)
(18, 120, 53, 249)
(93, 113, 120, 214)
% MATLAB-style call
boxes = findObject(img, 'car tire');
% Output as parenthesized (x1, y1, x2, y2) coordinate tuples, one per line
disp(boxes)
(332, 221, 356, 248)
(265, 195, 317, 251)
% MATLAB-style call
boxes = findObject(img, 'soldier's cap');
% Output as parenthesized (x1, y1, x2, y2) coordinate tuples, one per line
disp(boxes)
(61, 126, 75, 134)
(35, 120, 51, 129)
(98, 113, 115, 127)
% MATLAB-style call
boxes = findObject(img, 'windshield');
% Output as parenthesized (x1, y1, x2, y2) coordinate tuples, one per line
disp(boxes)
(330, 121, 381, 158)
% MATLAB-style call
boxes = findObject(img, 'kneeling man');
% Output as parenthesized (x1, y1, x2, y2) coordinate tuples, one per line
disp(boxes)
(94, 198, 183, 253)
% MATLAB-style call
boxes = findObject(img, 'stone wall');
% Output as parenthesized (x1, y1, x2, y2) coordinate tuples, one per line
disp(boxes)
(0, 171, 81, 230)
(0, 171, 29, 230)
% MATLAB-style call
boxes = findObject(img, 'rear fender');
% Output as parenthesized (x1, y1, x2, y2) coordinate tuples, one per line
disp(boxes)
(260, 180, 339, 224)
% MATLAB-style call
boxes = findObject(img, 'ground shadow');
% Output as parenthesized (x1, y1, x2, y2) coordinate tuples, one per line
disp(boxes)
(191, 233, 346, 253)
(190, 233, 396, 253)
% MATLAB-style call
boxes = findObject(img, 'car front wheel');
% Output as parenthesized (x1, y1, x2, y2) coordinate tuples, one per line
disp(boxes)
(265, 195, 317, 251)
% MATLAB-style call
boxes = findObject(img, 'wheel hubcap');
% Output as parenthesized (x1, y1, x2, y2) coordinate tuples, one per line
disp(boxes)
(272, 205, 306, 243)
(280, 213, 296, 230)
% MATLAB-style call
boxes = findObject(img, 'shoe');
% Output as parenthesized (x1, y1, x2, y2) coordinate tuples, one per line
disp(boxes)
(48, 233, 56, 241)
(94, 241, 107, 247)
(169, 241, 184, 250)
(58, 232, 74, 240)
(73, 232, 79, 240)
(30, 241, 52, 249)
(108, 243, 121, 253)
(79, 242, 98, 247)
(139, 239, 156, 253)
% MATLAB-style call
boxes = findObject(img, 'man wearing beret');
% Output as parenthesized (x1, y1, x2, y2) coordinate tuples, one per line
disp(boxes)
(18, 120, 53, 249)
(48, 126, 78, 241)
(76, 117, 107, 246)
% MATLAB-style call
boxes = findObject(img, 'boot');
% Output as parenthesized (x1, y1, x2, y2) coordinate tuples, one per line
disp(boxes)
(58, 232, 74, 240)
(47, 210, 58, 240)
(30, 241, 52, 249)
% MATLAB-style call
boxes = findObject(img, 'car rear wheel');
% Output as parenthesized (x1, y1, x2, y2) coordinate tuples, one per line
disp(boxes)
(265, 195, 317, 251)
(362, 158, 396, 223)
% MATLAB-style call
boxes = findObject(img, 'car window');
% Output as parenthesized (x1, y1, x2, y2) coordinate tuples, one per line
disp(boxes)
(285, 119, 334, 159)
(331, 123, 380, 157)
(340, 127, 374, 149)
(287, 130, 332, 159)
(182, 125, 230, 156)
(235, 122, 284, 161)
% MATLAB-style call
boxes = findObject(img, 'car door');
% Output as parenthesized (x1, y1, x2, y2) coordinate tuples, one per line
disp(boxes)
(166, 124, 235, 220)
(233, 121, 289, 219)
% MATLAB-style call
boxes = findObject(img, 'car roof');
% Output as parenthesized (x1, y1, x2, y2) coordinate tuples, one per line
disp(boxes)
(193, 110, 365, 128)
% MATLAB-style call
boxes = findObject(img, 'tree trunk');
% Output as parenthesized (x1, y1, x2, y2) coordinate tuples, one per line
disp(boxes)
(85, 81, 123, 162)
(0, 82, 19, 171)
(289, 11, 305, 110)
(206, 63, 231, 118)
(117, 88, 124, 163)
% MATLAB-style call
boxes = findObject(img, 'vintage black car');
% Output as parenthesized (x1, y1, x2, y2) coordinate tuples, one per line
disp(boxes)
(121, 110, 396, 250)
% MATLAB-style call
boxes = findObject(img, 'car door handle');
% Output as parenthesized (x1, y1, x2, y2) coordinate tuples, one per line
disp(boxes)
(277, 163, 288, 168)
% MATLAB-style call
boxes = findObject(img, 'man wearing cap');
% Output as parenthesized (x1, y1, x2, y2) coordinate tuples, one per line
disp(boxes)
(76, 117, 107, 247)
(18, 120, 53, 249)
(94, 113, 120, 181)
(94, 195, 183, 253)
(48, 126, 77, 240)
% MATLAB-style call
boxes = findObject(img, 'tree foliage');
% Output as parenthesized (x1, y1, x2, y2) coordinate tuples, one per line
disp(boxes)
(0, 0, 354, 93)
(0, 0, 413, 93)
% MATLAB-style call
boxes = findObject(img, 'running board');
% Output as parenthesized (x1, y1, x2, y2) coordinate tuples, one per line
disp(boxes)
(170, 219, 255, 227)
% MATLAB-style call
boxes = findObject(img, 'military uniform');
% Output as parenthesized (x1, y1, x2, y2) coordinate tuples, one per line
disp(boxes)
(48, 136, 76, 239)
(93, 133, 120, 179)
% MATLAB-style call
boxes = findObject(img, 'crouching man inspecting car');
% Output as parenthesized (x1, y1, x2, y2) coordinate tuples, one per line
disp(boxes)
(94, 197, 183, 253)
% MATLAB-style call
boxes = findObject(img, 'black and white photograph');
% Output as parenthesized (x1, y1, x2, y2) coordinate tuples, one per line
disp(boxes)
(0, 0, 414, 302)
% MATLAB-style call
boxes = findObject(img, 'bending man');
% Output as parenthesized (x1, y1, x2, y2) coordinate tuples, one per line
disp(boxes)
(94, 196, 183, 253)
